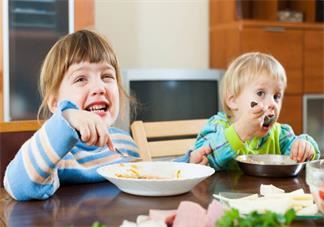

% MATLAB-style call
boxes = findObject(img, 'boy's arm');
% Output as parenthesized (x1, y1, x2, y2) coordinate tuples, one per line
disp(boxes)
(194, 117, 244, 171)
(279, 124, 320, 160)
(4, 101, 80, 201)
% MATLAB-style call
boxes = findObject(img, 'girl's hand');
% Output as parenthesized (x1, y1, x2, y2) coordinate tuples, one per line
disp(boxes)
(62, 109, 114, 149)
(290, 139, 315, 162)
(189, 146, 212, 165)
(234, 102, 266, 141)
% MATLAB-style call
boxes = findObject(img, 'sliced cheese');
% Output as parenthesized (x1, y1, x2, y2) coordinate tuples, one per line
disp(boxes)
(296, 204, 319, 216)
(229, 197, 292, 214)
(225, 185, 317, 215)
(260, 184, 285, 196)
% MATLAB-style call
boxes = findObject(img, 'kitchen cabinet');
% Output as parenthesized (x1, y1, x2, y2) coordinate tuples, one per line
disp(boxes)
(304, 30, 324, 93)
(279, 95, 302, 134)
(0, 1, 3, 121)
(209, 0, 324, 134)
(0, 0, 94, 121)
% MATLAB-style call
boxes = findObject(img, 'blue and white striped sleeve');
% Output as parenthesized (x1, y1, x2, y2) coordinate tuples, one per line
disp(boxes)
(4, 101, 79, 201)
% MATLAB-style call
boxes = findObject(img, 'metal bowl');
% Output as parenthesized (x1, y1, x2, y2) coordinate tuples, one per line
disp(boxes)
(236, 154, 305, 177)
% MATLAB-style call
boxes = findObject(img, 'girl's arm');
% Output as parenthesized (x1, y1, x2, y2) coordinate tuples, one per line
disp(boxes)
(4, 101, 80, 201)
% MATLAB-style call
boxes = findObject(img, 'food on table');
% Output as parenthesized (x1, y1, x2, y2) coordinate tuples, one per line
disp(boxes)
(320, 190, 324, 200)
(115, 164, 181, 180)
(236, 154, 304, 177)
(175, 169, 181, 179)
(237, 156, 290, 165)
(260, 184, 285, 195)
(149, 209, 177, 225)
(120, 217, 166, 227)
(237, 156, 265, 165)
(120, 200, 225, 227)
(216, 208, 296, 227)
(213, 184, 318, 216)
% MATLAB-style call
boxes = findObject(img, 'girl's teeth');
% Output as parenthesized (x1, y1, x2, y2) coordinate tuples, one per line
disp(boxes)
(88, 105, 106, 111)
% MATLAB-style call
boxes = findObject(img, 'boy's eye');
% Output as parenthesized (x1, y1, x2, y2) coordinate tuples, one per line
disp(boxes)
(256, 91, 265, 97)
(274, 93, 282, 102)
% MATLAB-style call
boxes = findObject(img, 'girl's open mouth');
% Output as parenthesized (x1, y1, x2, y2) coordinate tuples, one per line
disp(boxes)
(85, 103, 108, 113)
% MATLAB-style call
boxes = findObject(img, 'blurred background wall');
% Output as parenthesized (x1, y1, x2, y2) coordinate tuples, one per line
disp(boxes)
(95, 0, 209, 69)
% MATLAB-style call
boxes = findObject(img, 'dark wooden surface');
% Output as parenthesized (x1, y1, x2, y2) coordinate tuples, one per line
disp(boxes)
(0, 171, 323, 227)
(0, 131, 35, 186)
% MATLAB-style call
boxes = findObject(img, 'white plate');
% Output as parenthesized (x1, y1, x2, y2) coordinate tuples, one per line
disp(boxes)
(97, 161, 215, 196)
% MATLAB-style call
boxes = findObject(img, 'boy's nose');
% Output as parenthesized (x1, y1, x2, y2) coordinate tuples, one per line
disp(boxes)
(267, 98, 276, 110)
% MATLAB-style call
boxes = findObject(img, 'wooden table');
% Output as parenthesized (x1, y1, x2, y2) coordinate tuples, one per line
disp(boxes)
(0, 171, 323, 227)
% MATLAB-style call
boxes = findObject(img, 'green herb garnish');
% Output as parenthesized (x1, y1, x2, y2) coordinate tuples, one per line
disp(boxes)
(91, 221, 106, 227)
(216, 208, 296, 227)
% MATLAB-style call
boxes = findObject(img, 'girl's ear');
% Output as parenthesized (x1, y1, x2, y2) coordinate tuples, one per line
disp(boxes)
(47, 95, 58, 113)
(226, 95, 239, 111)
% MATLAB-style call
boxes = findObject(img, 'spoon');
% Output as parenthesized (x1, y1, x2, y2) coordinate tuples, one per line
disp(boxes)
(263, 115, 275, 126)
(250, 102, 275, 126)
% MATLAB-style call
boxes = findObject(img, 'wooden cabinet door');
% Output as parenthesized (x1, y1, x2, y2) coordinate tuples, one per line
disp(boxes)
(279, 94, 302, 134)
(240, 27, 303, 95)
(74, 0, 94, 31)
(304, 30, 324, 93)
(0, 1, 3, 121)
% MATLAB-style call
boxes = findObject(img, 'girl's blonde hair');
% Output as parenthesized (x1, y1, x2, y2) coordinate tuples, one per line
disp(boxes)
(38, 29, 133, 120)
(220, 52, 287, 118)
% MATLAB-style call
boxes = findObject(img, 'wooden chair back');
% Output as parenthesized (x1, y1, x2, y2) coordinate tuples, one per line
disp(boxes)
(131, 119, 207, 161)
(0, 120, 42, 186)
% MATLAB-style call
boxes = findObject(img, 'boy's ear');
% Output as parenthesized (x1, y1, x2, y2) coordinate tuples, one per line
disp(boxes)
(47, 95, 58, 113)
(226, 95, 239, 111)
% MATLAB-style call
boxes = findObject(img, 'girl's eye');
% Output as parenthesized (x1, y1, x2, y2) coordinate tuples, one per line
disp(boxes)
(256, 91, 265, 97)
(102, 74, 115, 81)
(74, 76, 87, 83)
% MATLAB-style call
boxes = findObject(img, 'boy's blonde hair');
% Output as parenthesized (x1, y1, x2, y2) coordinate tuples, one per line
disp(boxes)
(220, 52, 287, 118)
(38, 29, 131, 120)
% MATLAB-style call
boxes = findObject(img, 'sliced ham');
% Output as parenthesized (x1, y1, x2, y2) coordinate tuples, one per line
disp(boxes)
(206, 199, 225, 226)
(142, 200, 225, 227)
(173, 201, 209, 227)
(149, 209, 177, 225)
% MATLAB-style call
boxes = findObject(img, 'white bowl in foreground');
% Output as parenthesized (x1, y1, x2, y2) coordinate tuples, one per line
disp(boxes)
(97, 161, 215, 196)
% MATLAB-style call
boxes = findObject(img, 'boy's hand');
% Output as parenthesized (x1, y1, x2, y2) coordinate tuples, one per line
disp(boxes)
(234, 102, 266, 141)
(189, 146, 212, 165)
(62, 109, 114, 149)
(290, 139, 315, 162)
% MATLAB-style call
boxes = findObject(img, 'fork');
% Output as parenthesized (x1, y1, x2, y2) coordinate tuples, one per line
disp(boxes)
(115, 147, 130, 158)
(115, 147, 141, 162)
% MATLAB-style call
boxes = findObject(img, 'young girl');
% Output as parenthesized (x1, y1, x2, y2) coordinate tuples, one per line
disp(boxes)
(4, 30, 139, 200)
(189, 52, 320, 171)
